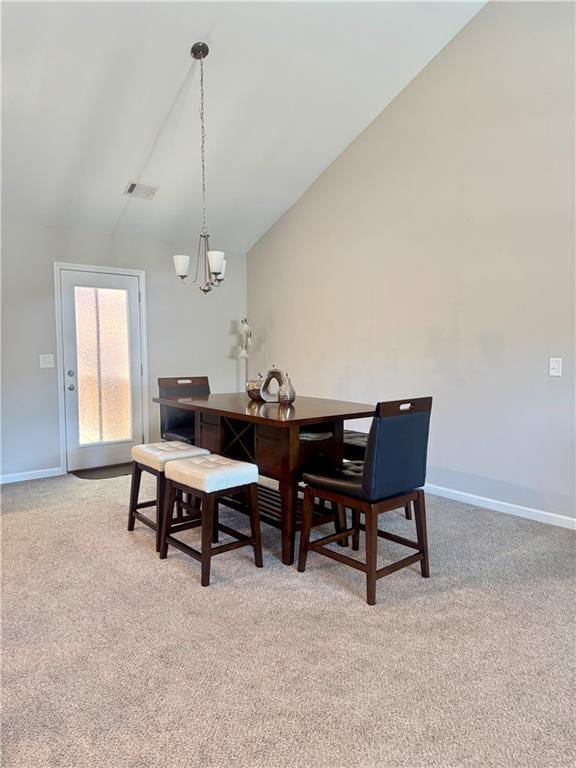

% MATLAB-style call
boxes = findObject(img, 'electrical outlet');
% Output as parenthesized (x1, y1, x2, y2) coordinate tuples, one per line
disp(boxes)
(39, 354, 55, 369)
(548, 357, 562, 377)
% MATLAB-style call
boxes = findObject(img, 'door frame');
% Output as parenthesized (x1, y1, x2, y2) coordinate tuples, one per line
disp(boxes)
(54, 262, 150, 472)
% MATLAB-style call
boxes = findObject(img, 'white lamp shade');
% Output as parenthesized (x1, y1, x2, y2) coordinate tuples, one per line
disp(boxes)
(219, 259, 227, 278)
(238, 347, 249, 359)
(207, 250, 225, 275)
(173, 254, 190, 277)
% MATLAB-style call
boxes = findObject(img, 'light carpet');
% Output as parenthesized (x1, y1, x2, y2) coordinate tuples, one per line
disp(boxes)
(1, 473, 575, 768)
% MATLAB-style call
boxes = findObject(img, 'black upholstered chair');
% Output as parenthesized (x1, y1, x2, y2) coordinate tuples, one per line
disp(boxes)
(298, 397, 432, 605)
(344, 427, 412, 520)
(158, 376, 210, 444)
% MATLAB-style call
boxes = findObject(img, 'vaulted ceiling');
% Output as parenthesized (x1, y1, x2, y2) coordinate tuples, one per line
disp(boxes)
(3, 2, 484, 253)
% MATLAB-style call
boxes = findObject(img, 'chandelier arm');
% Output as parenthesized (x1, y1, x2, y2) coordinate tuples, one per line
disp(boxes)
(193, 234, 202, 284)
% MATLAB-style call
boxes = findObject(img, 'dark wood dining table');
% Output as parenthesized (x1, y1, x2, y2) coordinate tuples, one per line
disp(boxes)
(152, 393, 375, 565)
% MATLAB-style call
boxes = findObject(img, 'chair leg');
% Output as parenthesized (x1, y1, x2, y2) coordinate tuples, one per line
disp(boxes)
(365, 506, 378, 605)
(248, 483, 263, 568)
(335, 502, 348, 547)
(155, 472, 166, 553)
(404, 502, 413, 520)
(351, 508, 360, 551)
(414, 490, 430, 578)
(127, 463, 142, 531)
(297, 487, 315, 572)
(201, 495, 215, 587)
(159, 480, 176, 559)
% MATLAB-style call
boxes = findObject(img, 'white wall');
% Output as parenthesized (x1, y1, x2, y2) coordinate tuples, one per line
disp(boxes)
(1, 220, 246, 477)
(248, 2, 575, 519)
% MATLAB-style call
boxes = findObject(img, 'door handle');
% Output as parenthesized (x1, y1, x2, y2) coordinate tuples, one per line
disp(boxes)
(67, 384, 76, 391)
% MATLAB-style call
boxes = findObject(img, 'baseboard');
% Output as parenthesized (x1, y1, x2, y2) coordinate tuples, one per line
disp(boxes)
(0, 469, 573, 529)
(425, 483, 575, 530)
(0, 467, 66, 485)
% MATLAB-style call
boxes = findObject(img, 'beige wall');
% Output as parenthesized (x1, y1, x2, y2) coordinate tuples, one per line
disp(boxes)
(1, 221, 246, 476)
(248, 2, 575, 518)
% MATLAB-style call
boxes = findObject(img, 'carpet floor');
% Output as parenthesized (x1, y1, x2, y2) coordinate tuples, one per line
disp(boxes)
(1, 473, 575, 768)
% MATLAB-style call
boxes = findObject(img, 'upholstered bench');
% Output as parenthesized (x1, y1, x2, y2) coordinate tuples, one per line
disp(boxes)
(128, 441, 210, 552)
(160, 455, 263, 587)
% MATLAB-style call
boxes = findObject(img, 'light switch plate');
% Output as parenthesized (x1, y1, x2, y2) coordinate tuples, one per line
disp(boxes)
(39, 354, 55, 369)
(549, 357, 562, 377)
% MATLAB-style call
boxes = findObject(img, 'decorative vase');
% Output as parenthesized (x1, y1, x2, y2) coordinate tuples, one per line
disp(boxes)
(278, 373, 296, 405)
(246, 373, 264, 401)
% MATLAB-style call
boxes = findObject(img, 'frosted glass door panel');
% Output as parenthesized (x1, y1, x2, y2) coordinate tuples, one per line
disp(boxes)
(74, 286, 132, 445)
(61, 268, 143, 471)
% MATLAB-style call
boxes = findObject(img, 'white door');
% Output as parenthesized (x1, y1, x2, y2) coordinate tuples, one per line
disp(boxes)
(60, 268, 145, 470)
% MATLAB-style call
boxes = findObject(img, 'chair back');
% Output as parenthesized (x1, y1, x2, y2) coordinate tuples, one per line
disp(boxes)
(158, 377, 210, 436)
(362, 397, 432, 500)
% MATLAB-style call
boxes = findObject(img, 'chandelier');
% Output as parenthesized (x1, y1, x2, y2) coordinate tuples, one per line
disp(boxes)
(173, 42, 225, 294)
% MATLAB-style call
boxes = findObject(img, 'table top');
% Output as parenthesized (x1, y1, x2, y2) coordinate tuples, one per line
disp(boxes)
(153, 393, 375, 427)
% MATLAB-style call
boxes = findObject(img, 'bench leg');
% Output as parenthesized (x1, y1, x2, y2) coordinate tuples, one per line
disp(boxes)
(248, 483, 263, 568)
(159, 480, 176, 559)
(212, 503, 219, 544)
(155, 472, 166, 553)
(201, 495, 215, 586)
(404, 502, 413, 520)
(127, 463, 141, 531)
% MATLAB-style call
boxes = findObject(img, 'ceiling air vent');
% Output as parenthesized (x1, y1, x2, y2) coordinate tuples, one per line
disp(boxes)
(123, 182, 158, 200)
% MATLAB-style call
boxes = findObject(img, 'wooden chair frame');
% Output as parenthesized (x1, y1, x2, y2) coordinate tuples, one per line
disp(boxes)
(157, 376, 210, 396)
(298, 485, 429, 605)
(158, 376, 210, 444)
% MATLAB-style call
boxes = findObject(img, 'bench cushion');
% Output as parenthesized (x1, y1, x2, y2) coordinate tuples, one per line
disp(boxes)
(131, 441, 209, 472)
(165, 454, 258, 494)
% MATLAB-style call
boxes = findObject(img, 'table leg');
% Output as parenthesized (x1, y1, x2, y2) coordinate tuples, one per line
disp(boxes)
(279, 479, 297, 565)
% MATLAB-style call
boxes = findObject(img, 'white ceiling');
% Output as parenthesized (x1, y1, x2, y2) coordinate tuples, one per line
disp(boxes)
(3, 1, 485, 254)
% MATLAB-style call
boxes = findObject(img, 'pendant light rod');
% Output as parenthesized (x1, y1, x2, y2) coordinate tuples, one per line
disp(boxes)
(193, 42, 209, 237)
(173, 41, 227, 294)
